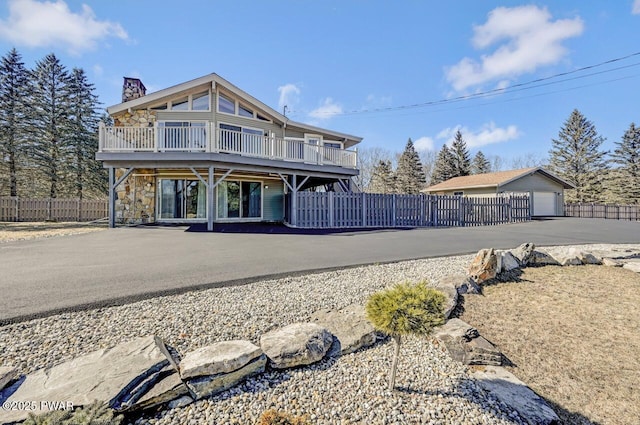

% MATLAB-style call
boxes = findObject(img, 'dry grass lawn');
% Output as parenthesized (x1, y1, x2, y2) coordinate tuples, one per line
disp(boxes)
(461, 265, 640, 425)
(0, 221, 106, 243)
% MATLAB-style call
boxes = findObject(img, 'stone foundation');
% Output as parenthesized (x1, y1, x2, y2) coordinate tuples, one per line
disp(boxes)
(115, 169, 156, 224)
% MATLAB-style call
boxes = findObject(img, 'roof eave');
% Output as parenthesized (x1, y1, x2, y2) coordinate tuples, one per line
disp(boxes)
(424, 183, 498, 192)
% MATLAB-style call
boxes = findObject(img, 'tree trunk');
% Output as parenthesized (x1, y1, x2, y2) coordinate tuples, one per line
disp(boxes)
(389, 334, 401, 390)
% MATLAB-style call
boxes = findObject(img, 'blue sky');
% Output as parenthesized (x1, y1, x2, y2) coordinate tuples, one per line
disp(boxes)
(0, 0, 639, 165)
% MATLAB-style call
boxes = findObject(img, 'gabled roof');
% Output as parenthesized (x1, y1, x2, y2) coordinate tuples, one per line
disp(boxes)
(424, 167, 575, 192)
(106, 73, 362, 144)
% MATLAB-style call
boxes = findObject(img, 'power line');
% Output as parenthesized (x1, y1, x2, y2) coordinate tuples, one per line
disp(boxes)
(288, 51, 640, 118)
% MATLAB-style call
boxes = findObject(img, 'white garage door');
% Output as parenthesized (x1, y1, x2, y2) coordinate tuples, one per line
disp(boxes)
(533, 192, 557, 216)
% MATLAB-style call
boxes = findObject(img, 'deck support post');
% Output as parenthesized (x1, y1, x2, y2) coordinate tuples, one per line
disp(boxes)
(108, 167, 135, 229)
(291, 174, 298, 227)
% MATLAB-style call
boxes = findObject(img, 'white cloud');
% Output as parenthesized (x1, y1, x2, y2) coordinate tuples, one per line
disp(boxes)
(413, 136, 435, 152)
(309, 97, 343, 120)
(0, 0, 128, 54)
(633, 0, 640, 14)
(92, 64, 103, 76)
(445, 5, 584, 91)
(277, 83, 300, 111)
(437, 122, 520, 148)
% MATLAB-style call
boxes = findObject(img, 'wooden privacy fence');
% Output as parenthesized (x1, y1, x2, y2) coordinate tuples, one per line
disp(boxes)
(0, 197, 108, 222)
(565, 203, 640, 221)
(291, 192, 530, 228)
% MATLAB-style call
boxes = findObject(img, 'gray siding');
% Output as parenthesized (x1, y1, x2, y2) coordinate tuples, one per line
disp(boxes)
(263, 180, 284, 221)
(500, 173, 564, 193)
(215, 113, 281, 136)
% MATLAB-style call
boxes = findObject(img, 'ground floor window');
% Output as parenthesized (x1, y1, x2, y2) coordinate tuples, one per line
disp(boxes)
(159, 179, 206, 219)
(217, 180, 262, 219)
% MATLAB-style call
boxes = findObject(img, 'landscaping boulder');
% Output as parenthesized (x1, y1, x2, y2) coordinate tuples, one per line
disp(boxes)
(310, 304, 379, 355)
(546, 247, 602, 266)
(260, 323, 333, 369)
(179, 340, 263, 380)
(185, 355, 266, 400)
(528, 249, 560, 266)
(497, 250, 520, 273)
(509, 243, 536, 266)
(126, 370, 188, 411)
(602, 257, 623, 267)
(468, 248, 498, 283)
(178, 340, 266, 400)
(622, 260, 640, 273)
(433, 318, 502, 366)
(472, 366, 560, 425)
(0, 366, 17, 391)
(1, 336, 181, 422)
(430, 277, 460, 319)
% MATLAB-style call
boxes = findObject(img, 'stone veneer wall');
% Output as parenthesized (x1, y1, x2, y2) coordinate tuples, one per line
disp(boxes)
(115, 168, 155, 224)
(112, 110, 158, 224)
(113, 110, 157, 127)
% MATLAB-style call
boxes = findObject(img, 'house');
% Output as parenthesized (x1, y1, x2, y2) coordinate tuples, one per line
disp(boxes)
(423, 167, 575, 216)
(97, 74, 362, 230)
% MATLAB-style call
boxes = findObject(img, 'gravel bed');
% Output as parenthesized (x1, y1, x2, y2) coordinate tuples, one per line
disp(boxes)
(3, 243, 636, 424)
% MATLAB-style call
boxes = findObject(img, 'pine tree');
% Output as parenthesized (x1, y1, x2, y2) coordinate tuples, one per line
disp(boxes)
(548, 109, 609, 203)
(67, 68, 106, 199)
(368, 160, 396, 194)
(610, 122, 640, 204)
(451, 130, 471, 177)
(0, 48, 31, 196)
(29, 53, 73, 198)
(471, 151, 491, 174)
(431, 144, 455, 185)
(395, 138, 425, 194)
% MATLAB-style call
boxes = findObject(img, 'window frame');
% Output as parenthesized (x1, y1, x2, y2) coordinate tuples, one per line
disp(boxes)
(216, 179, 264, 221)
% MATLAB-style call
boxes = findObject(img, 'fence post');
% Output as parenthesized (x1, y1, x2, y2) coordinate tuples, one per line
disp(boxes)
(15, 197, 19, 222)
(361, 192, 367, 227)
(507, 197, 513, 222)
(459, 197, 465, 227)
(77, 199, 82, 221)
(328, 191, 334, 228)
(392, 194, 397, 227)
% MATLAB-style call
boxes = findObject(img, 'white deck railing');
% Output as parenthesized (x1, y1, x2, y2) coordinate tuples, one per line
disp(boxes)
(99, 123, 357, 168)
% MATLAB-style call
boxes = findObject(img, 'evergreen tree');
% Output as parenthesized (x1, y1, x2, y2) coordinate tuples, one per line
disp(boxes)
(431, 144, 455, 185)
(67, 68, 106, 198)
(610, 122, 640, 204)
(451, 130, 471, 177)
(471, 150, 491, 174)
(0, 48, 30, 196)
(548, 109, 609, 203)
(29, 53, 72, 198)
(368, 160, 396, 194)
(395, 138, 425, 194)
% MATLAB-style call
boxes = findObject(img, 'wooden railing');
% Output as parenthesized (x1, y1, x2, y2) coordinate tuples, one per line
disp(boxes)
(565, 203, 640, 221)
(99, 124, 357, 168)
(0, 197, 108, 222)
(290, 193, 530, 228)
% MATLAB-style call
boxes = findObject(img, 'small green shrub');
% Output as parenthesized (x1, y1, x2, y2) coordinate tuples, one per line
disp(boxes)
(366, 281, 445, 390)
(22, 401, 123, 425)
(256, 409, 310, 425)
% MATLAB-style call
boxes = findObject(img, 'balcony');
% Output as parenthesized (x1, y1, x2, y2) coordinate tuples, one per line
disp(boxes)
(98, 124, 358, 169)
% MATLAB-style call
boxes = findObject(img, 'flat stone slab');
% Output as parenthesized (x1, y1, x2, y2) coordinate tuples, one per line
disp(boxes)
(1, 336, 169, 422)
(546, 247, 601, 266)
(0, 367, 17, 391)
(185, 355, 266, 400)
(430, 276, 461, 319)
(472, 366, 560, 425)
(179, 340, 263, 380)
(622, 260, 640, 273)
(126, 370, 188, 412)
(602, 257, 623, 267)
(310, 304, 378, 355)
(434, 318, 501, 366)
(260, 323, 333, 369)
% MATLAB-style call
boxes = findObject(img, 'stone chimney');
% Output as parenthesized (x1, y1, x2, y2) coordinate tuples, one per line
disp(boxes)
(122, 77, 147, 103)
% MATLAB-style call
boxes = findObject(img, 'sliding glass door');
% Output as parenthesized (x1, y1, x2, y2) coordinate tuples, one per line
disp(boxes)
(217, 180, 262, 219)
(159, 179, 206, 220)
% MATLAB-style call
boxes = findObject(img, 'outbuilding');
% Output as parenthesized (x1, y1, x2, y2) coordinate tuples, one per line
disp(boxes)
(423, 167, 575, 217)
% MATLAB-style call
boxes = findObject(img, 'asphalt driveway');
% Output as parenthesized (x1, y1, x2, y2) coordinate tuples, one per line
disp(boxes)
(1, 217, 638, 324)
